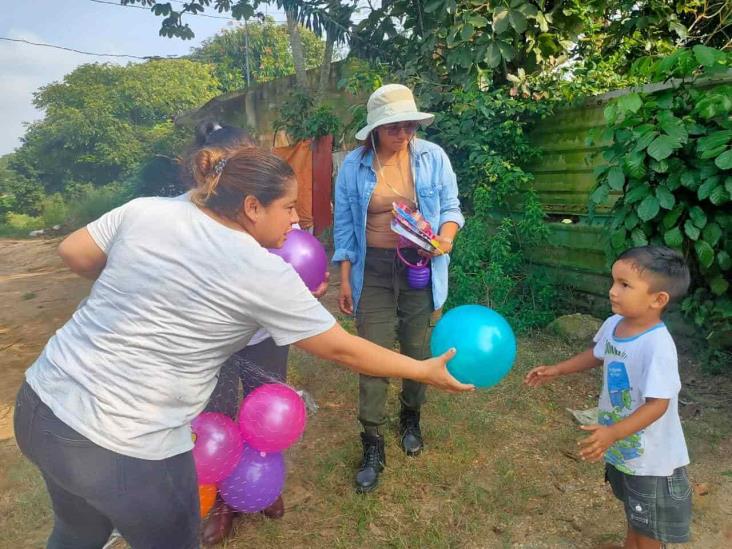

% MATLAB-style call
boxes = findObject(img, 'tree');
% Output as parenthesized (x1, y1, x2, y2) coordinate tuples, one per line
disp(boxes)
(10, 59, 220, 193)
(0, 154, 45, 217)
(123, 0, 356, 91)
(316, 0, 353, 96)
(350, 0, 730, 90)
(191, 18, 325, 92)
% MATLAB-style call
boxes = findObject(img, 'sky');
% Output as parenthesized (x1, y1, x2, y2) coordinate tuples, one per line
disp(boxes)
(0, 0, 293, 156)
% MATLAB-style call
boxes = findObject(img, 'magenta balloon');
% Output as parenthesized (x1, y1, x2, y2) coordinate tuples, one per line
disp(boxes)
(191, 412, 243, 484)
(269, 229, 328, 291)
(238, 383, 307, 453)
(218, 445, 286, 513)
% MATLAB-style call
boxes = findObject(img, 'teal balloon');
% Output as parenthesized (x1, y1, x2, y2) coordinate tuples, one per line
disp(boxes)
(430, 305, 516, 388)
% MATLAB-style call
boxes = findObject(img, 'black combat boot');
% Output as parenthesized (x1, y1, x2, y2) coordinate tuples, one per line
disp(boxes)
(399, 407, 423, 456)
(355, 432, 385, 493)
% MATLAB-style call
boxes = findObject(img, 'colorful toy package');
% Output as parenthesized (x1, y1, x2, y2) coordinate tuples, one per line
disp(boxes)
(390, 202, 442, 253)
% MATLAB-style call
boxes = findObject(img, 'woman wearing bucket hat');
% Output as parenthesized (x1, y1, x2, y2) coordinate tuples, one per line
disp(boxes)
(333, 84, 464, 493)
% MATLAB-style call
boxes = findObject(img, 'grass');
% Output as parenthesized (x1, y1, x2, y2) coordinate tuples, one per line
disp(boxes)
(1, 330, 730, 548)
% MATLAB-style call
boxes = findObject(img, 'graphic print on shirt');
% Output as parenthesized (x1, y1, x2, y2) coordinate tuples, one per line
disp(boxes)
(598, 342, 643, 474)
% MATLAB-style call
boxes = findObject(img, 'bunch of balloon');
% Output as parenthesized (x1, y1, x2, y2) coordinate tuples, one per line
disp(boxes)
(191, 413, 243, 518)
(218, 383, 307, 513)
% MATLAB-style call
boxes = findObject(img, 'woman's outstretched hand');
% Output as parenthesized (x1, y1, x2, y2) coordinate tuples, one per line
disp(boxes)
(311, 272, 330, 299)
(419, 348, 474, 393)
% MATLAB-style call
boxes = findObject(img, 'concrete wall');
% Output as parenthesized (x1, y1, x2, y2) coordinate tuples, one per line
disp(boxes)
(175, 61, 359, 148)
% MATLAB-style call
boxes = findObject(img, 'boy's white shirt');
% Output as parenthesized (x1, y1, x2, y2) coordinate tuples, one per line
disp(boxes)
(593, 314, 689, 476)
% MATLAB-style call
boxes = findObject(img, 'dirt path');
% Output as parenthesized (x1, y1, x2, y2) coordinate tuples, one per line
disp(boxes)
(0, 239, 92, 440)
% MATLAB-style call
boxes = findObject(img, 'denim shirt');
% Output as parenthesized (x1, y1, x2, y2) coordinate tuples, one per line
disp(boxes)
(332, 138, 465, 312)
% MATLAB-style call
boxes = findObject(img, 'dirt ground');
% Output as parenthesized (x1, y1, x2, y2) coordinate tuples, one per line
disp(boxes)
(0, 238, 730, 548)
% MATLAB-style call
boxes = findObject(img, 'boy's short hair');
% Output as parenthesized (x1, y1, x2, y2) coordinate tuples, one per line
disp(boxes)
(617, 245, 691, 303)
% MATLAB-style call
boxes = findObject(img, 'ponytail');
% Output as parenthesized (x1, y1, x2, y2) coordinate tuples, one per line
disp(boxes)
(190, 148, 227, 205)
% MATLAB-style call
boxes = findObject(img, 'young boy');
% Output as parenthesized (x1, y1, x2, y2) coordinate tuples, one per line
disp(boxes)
(525, 245, 692, 548)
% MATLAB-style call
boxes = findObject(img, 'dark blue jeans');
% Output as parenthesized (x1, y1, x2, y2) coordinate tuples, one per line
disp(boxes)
(14, 382, 200, 549)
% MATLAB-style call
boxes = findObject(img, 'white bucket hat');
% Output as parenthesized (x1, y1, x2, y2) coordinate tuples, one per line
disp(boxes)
(355, 84, 434, 141)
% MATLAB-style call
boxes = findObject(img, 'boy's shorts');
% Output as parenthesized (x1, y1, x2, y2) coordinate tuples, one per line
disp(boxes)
(605, 463, 692, 543)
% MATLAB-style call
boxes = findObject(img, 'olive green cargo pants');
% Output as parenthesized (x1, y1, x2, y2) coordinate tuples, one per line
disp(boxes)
(356, 247, 437, 431)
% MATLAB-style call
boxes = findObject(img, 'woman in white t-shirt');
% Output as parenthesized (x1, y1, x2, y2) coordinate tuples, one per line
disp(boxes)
(14, 146, 472, 549)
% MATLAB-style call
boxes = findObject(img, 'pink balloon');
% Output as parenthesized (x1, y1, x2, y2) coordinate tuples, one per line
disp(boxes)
(192, 412, 243, 484)
(238, 384, 307, 453)
(269, 229, 328, 291)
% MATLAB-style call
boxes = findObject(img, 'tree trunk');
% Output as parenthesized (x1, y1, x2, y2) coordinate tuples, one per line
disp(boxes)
(243, 18, 252, 87)
(317, 33, 335, 98)
(286, 10, 308, 88)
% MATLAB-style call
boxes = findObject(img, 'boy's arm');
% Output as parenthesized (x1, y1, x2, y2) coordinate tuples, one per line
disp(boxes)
(578, 398, 670, 462)
(524, 348, 602, 387)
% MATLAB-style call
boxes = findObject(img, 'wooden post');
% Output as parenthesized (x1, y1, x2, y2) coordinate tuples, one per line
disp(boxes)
(311, 134, 334, 236)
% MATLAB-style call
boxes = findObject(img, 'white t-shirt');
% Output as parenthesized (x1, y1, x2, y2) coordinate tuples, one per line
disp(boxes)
(174, 191, 296, 348)
(593, 314, 689, 476)
(25, 197, 335, 460)
(247, 222, 304, 346)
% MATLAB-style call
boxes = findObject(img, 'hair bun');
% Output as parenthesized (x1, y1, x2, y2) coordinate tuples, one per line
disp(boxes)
(193, 149, 227, 180)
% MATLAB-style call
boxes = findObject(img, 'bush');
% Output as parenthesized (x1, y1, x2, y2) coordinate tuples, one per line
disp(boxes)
(66, 184, 133, 228)
(0, 213, 44, 237)
(0, 173, 45, 216)
(40, 194, 68, 228)
(589, 46, 732, 371)
(424, 85, 559, 332)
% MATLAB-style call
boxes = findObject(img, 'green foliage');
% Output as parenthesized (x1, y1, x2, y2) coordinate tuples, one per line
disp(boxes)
(0, 182, 133, 237)
(65, 183, 134, 228)
(39, 194, 68, 228)
(0, 213, 45, 238)
(336, 59, 390, 146)
(595, 1, 732, 67)
(273, 91, 341, 142)
(352, 0, 730, 92)
(191, 18, 325, 92)
(428, 85, 558, 331)
(10, 60, 220, 194)
(0, 159, 45, 217)
(353, 0, 593, 87)
(589, 47, 732, 370)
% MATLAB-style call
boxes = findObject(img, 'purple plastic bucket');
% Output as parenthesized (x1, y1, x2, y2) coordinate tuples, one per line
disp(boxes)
(396, 243, 432, 290)
(406, 264, 431, 289)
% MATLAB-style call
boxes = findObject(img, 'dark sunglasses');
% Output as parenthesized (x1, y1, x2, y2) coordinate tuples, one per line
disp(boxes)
(381, 122, 420, 135)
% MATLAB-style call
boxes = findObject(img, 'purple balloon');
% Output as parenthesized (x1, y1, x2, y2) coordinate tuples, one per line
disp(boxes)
(192, 412, 243, 484)
(218, 445, 286, 513)
(238, 383, 307, 453)
(269, 229, 328, 291)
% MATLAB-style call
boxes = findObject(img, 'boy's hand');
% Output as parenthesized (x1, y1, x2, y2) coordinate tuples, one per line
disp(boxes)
(524, 365, 560, 387)
(578, 424, 618, 462)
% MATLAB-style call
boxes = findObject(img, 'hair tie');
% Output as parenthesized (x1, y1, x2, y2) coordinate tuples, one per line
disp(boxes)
(214, 158, 227, 175)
